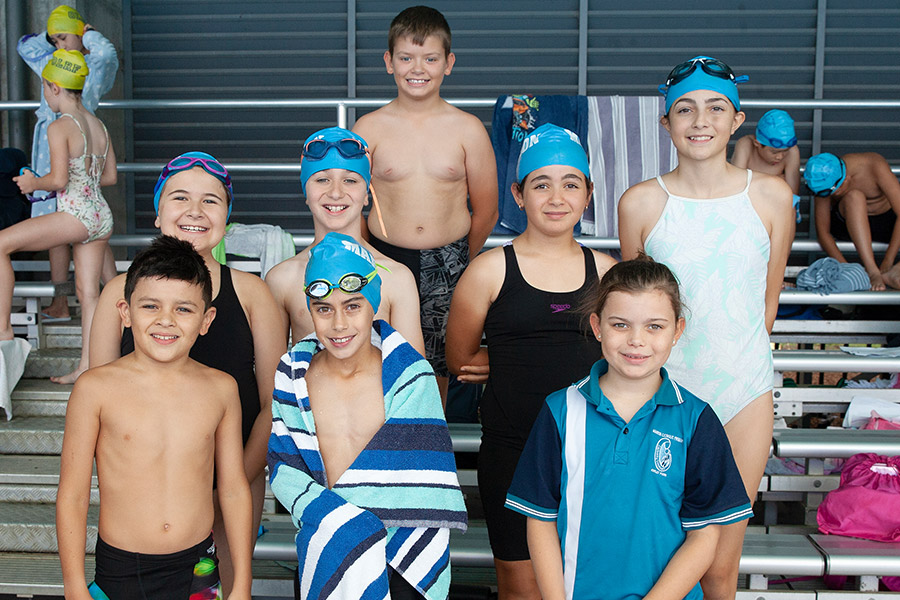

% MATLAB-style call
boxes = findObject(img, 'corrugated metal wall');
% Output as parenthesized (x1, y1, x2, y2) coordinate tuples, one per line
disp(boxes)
(126, 0, 900, 233)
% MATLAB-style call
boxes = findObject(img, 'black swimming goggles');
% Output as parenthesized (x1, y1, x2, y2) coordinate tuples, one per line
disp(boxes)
(302, 138, 367, 160)
(814, 160, 846, 197)
(665, 57, 738, 87)
(305, 269, 378, 300)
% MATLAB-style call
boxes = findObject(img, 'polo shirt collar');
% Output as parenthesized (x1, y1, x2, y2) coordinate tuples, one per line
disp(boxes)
(580, 359, 684, 412)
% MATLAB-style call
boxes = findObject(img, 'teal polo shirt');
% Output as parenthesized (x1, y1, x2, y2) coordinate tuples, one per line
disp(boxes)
(506, 360, 752, 600)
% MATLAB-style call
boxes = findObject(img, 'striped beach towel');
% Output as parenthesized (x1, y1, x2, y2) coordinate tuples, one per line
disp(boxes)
(268, 320, 467, 600)
(583, 95, 678, 239)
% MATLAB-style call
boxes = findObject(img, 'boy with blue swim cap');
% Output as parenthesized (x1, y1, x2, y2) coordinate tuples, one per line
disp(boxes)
(805, 151, 900, 290)
(265, 127, 424, 354)
(268, 232, 466, 599)
(732, 109, 802, 223)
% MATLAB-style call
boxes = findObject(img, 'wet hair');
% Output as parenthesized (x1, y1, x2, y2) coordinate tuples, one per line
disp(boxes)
(124, 235, 213, 309)
(388, 6, 451, 56)
(580, 253, 683, 327)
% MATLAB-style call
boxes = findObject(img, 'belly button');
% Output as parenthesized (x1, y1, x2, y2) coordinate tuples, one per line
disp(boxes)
(417, 226, 424, 233)
(163, 523, 170, 531)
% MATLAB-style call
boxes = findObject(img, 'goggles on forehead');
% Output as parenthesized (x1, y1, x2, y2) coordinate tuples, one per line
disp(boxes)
(302, 138, 367, 161)
(305, 269, 378, 301)
(762, 135, 798, 150)
(665, 57, 738, 87)
(160, 155, 231, 187)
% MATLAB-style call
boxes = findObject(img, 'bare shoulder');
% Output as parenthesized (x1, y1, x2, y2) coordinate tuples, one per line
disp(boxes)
(230, 267, 277, 308)
(619, 177, 667, 214)
(589, 248, 618, 274)
(463, 245, 506, 285)
(352, 106, 393, 143)
(373, 255, 415, 288)
(750, 170, 792, 205)
(193, 361, 238, 397)
(100, 272, 127, 300)
(265, 252, 307, 290)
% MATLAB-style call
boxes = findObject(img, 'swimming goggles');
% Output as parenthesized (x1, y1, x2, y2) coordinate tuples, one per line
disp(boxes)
(762, 135, 798, 150)
(160, 156, 232, 189)
(302, 138, 367, 160)
(305, 269, 378, 300)
(17, 167, 56, 203)
(814, 160, 846, 197)
(664, 57, 740, 87)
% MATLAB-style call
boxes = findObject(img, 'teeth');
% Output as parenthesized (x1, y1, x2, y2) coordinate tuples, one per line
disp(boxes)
(152, 334, 177, 340)
(408, 79, 427, 84)
(180, 225, 207, 232)
(324, 205, 346, 213)
(331, 336, 352, 343)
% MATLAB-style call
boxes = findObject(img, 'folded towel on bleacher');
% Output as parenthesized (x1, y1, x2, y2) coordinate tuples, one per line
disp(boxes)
(795, 257, 869, 294)
(843, 395, 900, 428)
(839, 346, 900, 358)
(0, 338, 31, 420)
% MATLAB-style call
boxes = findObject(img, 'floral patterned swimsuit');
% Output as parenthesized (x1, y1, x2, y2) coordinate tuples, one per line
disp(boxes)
(56, 113, 113, 243)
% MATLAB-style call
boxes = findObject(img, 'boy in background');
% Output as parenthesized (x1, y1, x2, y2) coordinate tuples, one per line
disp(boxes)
(805, 152, 900, 290)
(353, 5, 498, 398)
(57, 236, 252, 599)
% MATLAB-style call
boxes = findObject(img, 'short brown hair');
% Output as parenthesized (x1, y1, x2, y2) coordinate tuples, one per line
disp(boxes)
(388, 6, 451, 56)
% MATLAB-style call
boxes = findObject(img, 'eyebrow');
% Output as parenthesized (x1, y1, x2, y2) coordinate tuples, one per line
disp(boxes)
(135, 296, 200, 307)
(165, 188, 224, 200)
(529, 173, 584, 183)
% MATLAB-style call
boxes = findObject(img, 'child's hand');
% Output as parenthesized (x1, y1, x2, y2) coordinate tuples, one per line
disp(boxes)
(458, 363, 489, 384)
(13, 168, 37, 195)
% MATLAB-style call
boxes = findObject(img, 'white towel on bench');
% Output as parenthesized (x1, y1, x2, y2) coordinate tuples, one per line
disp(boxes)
(0, 338, 31, 420)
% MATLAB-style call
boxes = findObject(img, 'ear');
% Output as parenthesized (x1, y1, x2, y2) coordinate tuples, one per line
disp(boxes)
(673, 316, 686, 345)
(383, 50, 393, 74)
(731, 110, 746, 135)
(198, 306, 217, 336)
(589, 312, 602, 341)
(444, 52, 456, 76)
(153, 214, 161, 229)
(510, 181, 525, 209)
(116, 298, 132, 328)
(751, 137, 762, 149)
(659, 114, 671, 133)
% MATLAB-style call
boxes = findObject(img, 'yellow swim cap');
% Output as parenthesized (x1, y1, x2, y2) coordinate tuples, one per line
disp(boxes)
(42, 49, 88, 90)
(47, 5, 85, 36)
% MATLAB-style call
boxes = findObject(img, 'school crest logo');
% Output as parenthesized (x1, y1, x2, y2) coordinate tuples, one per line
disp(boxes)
(654, 438, 672, 473)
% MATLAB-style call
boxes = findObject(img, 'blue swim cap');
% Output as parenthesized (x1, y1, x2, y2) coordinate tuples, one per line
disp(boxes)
(804, 153, 846, 195)
(153, 151, 233, 220)
(756, 110, 797, 149)
(659, 56, 747, 113)
(305, 232, 381, 312)
(300, 127, 371, 195)
(516, 123, 590, 182)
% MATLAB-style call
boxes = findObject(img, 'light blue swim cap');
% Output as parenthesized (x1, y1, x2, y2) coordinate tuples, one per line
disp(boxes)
(516, 123, 590, 182)
(153, 151, 233, 220)
(305, 232, 381, 312)
(756, 110, 797, 149)
(659, 56, 747, 113)
(300, 127, 371, 195)
(804, 153, 846, 195)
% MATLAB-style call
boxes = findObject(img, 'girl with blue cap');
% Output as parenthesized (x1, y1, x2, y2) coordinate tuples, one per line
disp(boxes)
(733, 109, 802, 222)
(447, 123, 616, 599)
(619, 56, 794, 599)
(89, 151, 284, 596)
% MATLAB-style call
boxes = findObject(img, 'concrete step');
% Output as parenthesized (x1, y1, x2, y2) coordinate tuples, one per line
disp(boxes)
(0, 501, 97, 553)
(0, 416, 64, 455)
(0, 456, 98, 505)
(43, 318, 84, 348)
(0, 552, 94, 597)
(23, 348, 80, 379)
(11, 379, 71, 417)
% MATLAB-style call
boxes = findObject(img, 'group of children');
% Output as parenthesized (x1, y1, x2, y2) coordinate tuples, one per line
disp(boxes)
(0, 3, 893, 600)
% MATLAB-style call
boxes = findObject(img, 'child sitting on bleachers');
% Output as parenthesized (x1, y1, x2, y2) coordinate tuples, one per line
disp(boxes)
(805, 152, 900, 290)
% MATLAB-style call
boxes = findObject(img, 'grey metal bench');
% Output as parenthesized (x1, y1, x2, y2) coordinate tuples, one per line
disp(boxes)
(11, 282, 75, 348)
(773, 386, 899, 418)
(811, 533, 900, 591)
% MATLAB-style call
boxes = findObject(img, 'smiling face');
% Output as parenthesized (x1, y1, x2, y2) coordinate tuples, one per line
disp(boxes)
(662, 89, 745, 161)
(155, 167, 229, 256)
(117, 276, 216, 364)
(384, 34, 455, 99)
(305, 168, 368, 233)
(309, 291, 375, 361)
(50, 32, 84, 52)
(513, 164, 592, 235)
(590, 289, 685, 387)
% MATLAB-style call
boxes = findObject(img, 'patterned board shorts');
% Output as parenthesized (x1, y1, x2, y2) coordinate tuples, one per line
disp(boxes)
(369, 235, 469, 377)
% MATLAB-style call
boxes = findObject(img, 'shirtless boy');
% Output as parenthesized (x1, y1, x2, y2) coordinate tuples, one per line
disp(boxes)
(732, 109, 801, 222)
(57, 235, 252, 599)
(352, 5, 498, 396)
(265, 126, 424, 354)
(267, 232, 466, 598)
(805, 152, 900, 290)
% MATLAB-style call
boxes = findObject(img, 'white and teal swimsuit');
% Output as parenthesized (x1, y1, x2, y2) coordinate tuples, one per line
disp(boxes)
(645, 170, 774, 424)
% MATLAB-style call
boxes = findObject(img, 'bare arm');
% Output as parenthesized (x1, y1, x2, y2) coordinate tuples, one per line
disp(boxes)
(875, 162, 900, 270)
(761, 178, 795, 333)
(813, 196, 845, 262)
(784, 147, 801, 195)
(14, 120, 70, 194)
(215, 378, 254, 598)
(235, 273, 283, 482)
(99, 138, 117, 187)
(445, 252, 498, 382)
(262, 264, 294, 351)
(56, 377, 101, 600)
(526, 518, 566, 600)
(730, 136, 752, 169)
(88, 274, 126, 368)
(384, 266, 426, 356)
(617, 184, 655, 260)
(644, 527, 720, 600)
(464, 119, 499, 257)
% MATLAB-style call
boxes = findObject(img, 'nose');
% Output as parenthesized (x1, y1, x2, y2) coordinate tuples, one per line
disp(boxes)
(627, 327, 645, 346)
(332, 306, 348, 330)
(327, 180, 344, 199)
